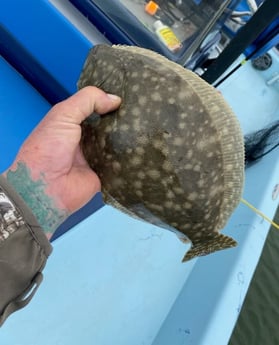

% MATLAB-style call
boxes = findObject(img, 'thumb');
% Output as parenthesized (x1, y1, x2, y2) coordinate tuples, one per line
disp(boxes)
(47, 86, 122, 124)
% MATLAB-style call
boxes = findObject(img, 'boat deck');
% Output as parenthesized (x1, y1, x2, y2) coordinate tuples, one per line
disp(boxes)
(0, 1, 278, 344)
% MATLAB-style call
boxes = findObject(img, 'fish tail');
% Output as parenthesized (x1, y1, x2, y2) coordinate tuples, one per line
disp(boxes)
(182, 233, 237, 262)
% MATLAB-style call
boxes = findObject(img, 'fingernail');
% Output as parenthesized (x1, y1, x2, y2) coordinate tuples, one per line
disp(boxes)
(107, 93, 121, 102)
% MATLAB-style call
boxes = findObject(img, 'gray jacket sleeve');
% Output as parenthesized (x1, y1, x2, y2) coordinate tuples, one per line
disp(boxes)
(0, 176, 52, 326)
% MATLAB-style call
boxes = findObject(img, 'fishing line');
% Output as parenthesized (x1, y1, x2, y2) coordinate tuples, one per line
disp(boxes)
(241, 198, 279, 230)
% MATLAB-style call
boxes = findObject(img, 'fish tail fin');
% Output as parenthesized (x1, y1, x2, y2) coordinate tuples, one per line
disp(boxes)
(182, 233, 237, 262)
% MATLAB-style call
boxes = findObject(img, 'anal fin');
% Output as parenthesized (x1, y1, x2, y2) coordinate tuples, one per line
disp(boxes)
(182, 233, 237, 262)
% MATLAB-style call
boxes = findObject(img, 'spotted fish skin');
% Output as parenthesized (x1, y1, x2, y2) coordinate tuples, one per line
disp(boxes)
(78, 44, 244, 262)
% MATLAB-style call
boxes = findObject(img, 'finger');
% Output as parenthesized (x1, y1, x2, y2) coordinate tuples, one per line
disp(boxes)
(47, 86, 121, 124)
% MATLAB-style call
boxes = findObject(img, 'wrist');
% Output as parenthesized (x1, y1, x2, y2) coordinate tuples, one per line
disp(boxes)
(3, 161, 68, 239)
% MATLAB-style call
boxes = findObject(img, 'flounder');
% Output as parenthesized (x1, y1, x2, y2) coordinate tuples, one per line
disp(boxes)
(78, 44, 244, 262)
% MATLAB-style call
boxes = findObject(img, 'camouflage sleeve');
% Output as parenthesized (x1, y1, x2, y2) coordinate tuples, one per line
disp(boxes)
(0, 175, 52, 326)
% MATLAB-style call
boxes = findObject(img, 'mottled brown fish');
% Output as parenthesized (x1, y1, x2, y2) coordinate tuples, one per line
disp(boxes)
(78, 44, 244, 262)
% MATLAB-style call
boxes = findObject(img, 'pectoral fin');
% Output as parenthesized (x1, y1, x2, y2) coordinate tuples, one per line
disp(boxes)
(182, 233, 237, 262)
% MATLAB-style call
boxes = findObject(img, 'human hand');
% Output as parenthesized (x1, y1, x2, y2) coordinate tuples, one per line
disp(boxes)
(4, 86, 121, 239)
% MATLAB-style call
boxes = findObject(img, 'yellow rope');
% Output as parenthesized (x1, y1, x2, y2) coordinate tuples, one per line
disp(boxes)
(241, 198, 279, 230)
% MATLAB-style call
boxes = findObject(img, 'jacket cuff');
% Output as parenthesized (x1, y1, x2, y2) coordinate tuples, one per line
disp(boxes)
(0, 175, 52, 326)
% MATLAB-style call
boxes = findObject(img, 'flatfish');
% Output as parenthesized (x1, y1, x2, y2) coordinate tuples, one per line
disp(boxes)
(78, 44, 244, 262)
